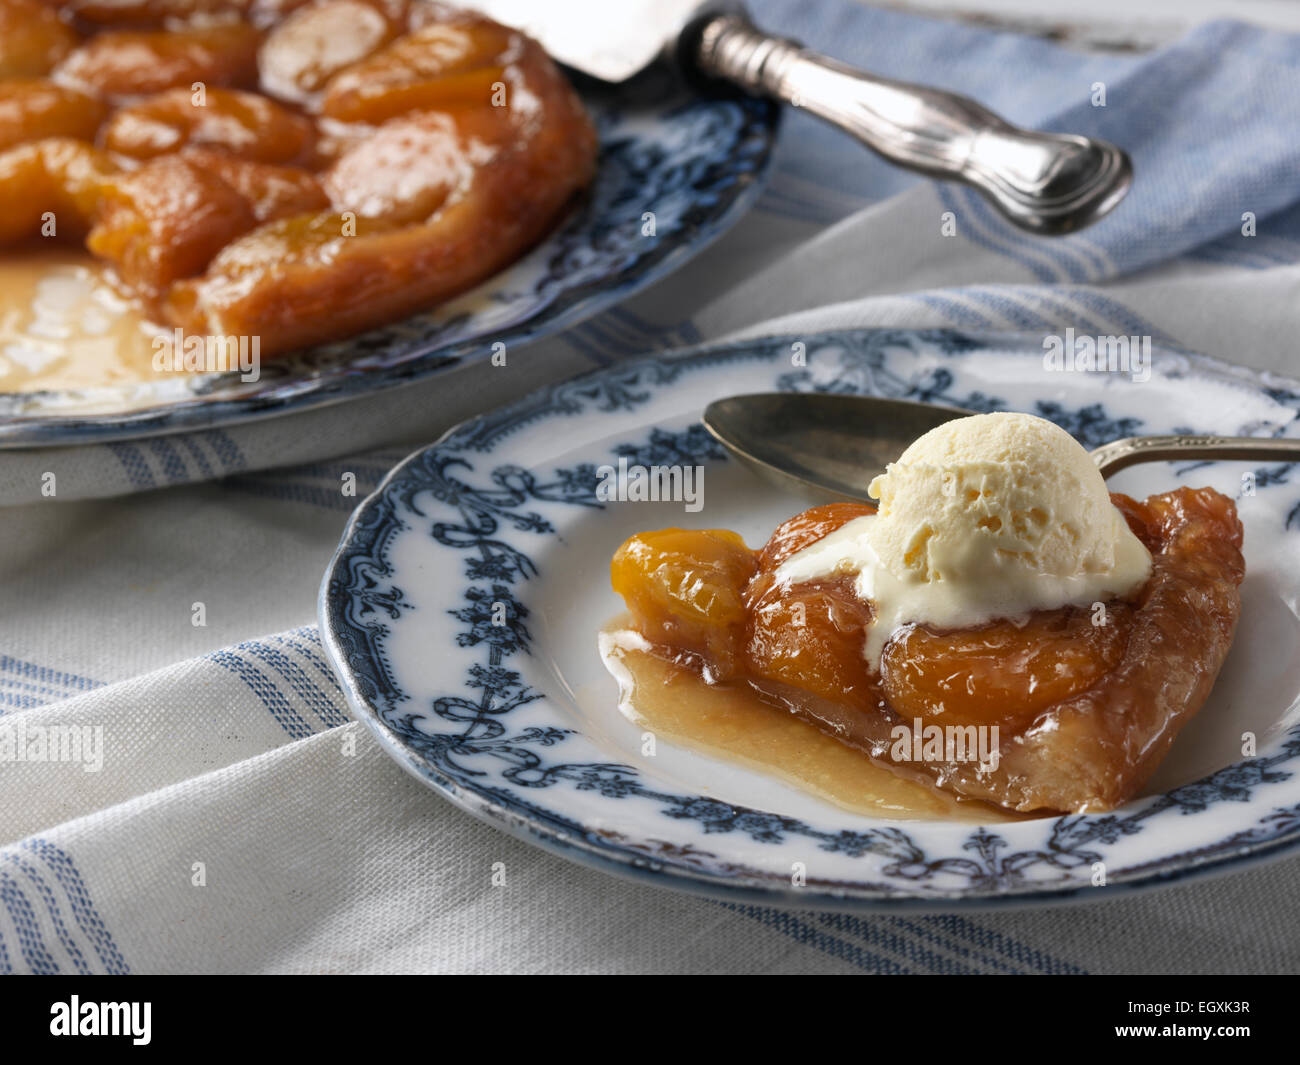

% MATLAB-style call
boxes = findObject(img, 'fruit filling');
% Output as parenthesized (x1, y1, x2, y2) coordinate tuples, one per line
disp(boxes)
(0, 0, 597, 356)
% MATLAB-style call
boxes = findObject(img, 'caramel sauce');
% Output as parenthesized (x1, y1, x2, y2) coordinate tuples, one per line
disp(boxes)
(599, 624, 1016, 823)
(0, 247, 160, 391)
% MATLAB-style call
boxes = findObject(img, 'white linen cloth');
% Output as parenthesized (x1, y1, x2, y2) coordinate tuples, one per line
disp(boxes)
(2, 0, 1299, 973)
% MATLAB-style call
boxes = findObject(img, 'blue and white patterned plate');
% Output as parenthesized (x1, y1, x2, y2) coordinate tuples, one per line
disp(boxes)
(0, 85, 776, 448)
(320, 329, 1300, 909)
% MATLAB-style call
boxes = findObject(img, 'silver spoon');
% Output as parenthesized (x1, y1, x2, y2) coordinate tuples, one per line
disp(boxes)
(702, 392, 1300, 501)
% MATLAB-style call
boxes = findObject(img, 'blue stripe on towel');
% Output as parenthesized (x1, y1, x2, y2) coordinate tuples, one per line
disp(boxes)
(20, 839, 128, 974)
(0, 656, 101, 713)
(929, 913, 1087, 974)
(722, 902, 910, 973)
(0, 870, 58, 973)
(714, 902, 1086, 974)
(209, 650, 316, 740)
(147, 438, 190, 485)
(5, 853, 93, 975)
(273, 628, 344, 696)
(106, 442, 156, 490)
(907, 292, 997, 330)
(814, 911, 983, 974)
(241, 641, 349, 729)
(206, 429, 247, 474)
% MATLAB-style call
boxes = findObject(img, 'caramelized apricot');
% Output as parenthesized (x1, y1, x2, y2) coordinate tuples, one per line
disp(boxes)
(323, 111, 465, 224)
(60, 0, 256, 26)
(319, 20, 512, 124)
(63, 0, 321, 24)
(164, 207, 400, 339)
(743, 503, 880, 707)
(54, 23, 261, 99)
(102, 86, 316, 163)
(611, 529, 757, 682)
(747, 576, 878, 709)
(0, 138, 117, 241)
(87, 154, 256, 289)
(258, 0, 400, 103)
(881, 604, 1131, 731)
(757, 502, 875, 571)
(0, 80, 107, 151)
(0, 0, 79, 78)
(178, 147, 327, 221)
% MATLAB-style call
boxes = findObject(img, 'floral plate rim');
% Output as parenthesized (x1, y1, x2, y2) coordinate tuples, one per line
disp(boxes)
(320, 327, 1300, 911)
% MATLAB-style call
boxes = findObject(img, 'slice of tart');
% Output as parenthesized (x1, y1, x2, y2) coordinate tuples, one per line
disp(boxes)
(608, 412, 1245, 814)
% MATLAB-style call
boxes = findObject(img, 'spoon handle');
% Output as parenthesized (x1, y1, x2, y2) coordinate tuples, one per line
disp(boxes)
(688, 10, 1131, 235)
(1091, 435, 1300, 478)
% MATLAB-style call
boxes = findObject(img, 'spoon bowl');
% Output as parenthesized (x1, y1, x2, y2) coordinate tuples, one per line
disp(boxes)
(702, 393, 967, 501)
(703, 392, 1300, 500)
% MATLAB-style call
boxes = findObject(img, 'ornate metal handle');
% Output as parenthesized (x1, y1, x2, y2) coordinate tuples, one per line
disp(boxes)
(1090, 435, 1300, 478)
(687, 11, 1132, 235)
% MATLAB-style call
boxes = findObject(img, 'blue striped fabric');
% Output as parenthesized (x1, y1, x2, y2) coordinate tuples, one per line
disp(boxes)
(208, 630, 349, 739)
(0, 618, 1102, 975)
(724, 903, 1089, 974)
(106, 430, 248, 491)
(748, 0, 1300, 280)
(0, 841, 129, 975)
(0, 656, 101, 714)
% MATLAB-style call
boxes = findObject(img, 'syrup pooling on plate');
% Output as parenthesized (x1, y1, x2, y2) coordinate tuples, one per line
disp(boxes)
(600, 623, 1017, 822)
(0, 0, 597, 361)
(0, 248, 158, 390)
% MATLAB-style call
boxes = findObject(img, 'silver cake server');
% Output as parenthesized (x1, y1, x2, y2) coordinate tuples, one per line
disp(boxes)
(469, 0, 1132, 234)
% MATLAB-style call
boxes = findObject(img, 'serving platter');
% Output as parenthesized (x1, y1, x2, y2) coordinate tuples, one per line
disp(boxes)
(0, 84, 777, 447)
(321, 328, 1300, 909)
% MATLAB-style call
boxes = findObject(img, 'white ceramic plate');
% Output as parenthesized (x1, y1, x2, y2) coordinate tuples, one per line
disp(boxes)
(321, 328, 1300, 909)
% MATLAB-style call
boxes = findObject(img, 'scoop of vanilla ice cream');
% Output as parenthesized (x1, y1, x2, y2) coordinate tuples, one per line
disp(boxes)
(774, 411, 1152, 668)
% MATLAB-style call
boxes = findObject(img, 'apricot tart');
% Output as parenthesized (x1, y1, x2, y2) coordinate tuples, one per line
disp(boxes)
(610, 486, 1246, 815)
(0, 0, 597, 355)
